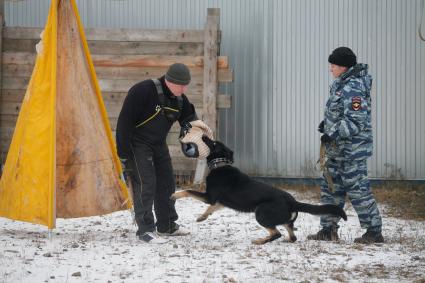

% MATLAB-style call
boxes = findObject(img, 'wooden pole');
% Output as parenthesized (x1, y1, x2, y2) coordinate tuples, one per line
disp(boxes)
(0, 0, 3, 24)
(0, 6, 3, 167)
(202, 8, 219, 135)
(193, 8, 220, 185)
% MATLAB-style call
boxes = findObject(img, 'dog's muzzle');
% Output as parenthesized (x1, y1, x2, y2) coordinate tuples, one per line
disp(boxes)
(179, 120, 213, 159)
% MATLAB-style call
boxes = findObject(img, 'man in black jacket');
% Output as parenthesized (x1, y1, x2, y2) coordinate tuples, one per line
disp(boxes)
(116, 63, 198, 243)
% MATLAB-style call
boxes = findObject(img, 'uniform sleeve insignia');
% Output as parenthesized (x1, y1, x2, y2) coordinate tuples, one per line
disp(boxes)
(352, 96, 362, 111)
(336, 91, 342, 96)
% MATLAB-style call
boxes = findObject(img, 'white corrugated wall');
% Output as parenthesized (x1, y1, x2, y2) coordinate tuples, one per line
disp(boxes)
(5, 0, 425, 180)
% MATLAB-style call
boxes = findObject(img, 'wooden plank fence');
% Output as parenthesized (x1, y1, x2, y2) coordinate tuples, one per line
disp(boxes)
(0, 8, 232, 184)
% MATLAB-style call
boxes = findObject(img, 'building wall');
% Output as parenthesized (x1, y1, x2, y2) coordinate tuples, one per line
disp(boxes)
(5, 0, 425, 179)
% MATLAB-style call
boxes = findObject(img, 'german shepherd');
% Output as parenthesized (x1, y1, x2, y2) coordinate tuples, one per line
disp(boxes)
(171, 136, 347, 245)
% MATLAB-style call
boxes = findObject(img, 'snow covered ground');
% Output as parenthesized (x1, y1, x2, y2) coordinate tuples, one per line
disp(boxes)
(1, 190, 424, 283)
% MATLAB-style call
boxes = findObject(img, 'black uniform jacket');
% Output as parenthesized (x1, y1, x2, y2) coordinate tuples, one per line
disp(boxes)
(116, 76, 197, 160)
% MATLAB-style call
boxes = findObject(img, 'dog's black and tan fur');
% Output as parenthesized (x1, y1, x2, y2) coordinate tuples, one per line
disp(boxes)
(172, 136, 347, 245)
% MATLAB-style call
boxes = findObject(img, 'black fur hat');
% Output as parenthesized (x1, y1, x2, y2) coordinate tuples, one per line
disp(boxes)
(328, 47, 357, 68)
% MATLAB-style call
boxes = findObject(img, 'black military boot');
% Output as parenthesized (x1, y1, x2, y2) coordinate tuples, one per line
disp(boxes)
(354, 230, 384, 244)
(307, 228, 339, 241)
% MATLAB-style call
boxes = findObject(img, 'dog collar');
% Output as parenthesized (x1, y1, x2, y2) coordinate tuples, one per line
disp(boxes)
(207, 158, 232, 170)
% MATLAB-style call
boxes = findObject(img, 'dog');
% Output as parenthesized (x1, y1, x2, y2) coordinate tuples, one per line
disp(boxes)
(171, 136, 347, 245)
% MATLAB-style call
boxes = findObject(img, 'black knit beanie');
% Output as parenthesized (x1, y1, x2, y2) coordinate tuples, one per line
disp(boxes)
(165, 63, 191, 85)
(328, 47, 357, 68)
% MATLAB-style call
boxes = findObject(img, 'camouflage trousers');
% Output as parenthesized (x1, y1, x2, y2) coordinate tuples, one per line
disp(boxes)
(320, 158, 382, 232)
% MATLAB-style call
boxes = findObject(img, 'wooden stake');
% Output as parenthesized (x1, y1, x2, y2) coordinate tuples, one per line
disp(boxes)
(193, 8, 220, 185)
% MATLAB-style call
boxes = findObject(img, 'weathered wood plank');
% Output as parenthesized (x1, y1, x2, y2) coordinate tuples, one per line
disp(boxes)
(0, 14, 3, 156)
(0, 101, 21, 115)
(97, 78, 203, 93)
(92, 54, 229, 68)
(0, 89, 204, 107)
(95, 66, 232, 82)
(3, 27, 206, 43)
(87, 41, 204, 55)
(2, 64, 34, 77)
(0, 128, 13, 146)
(2, 52, 229, 69)
(169, 158, 197, 171)
(2, 52, 35, 64)
(0, 89, 29, 102)
(0, 1, 3, 22)
(93, 66, 233, 82)
(4, 38, 204, 56)
(2, 76, 204, 94)
(2, 63, 234, 83)
(2, 77, 30, 90)
(3, 38, 37, 53)
(218, 94, 231, 109)
(1, 91, 229, 120)
(0, 114, 17, 128)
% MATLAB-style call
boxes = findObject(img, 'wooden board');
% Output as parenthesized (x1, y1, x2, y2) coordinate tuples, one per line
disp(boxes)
(0, 15, 232, 184)
(3, 27, 206, 43)
(3, 52, 229, 69)
(3, 38, 204, 55)
(2, 63, 233, 82)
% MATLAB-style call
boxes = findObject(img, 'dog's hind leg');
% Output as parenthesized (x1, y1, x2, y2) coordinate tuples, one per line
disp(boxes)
(282, 212, 298, 242)
(283, 224, 297, 242)
(171, 190, 208, 203)
(254, 201, 296, 244)
(197, 203, 224, 222)
(252, 227, 282, 245)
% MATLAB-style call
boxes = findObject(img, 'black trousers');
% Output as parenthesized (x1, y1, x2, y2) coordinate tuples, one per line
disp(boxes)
(127, 142, 178, 234)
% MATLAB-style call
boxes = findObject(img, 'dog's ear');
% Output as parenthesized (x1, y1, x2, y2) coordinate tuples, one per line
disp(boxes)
(228, 150, 234, 163)
(202, 135, 214, 148)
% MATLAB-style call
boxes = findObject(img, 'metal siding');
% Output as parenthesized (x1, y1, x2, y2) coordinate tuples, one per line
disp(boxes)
(4, 0, 425, 179)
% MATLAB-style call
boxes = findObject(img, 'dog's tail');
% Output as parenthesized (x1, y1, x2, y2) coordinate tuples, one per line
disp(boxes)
(293, 201, 347, 221)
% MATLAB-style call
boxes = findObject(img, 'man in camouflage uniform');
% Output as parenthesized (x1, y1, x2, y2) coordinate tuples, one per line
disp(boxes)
(307, 47, 384, 244)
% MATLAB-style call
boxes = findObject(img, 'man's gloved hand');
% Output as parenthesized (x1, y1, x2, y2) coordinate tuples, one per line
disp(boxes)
(179, 121, 192, 139)
(320, 134, 333, 144)
(318, 120, 324, 133)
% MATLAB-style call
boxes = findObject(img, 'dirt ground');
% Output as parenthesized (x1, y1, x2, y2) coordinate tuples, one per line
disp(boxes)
(290, 182, 425, 221)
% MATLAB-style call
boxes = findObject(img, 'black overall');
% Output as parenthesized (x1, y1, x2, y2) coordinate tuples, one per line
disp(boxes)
(116, 76, 197, 234)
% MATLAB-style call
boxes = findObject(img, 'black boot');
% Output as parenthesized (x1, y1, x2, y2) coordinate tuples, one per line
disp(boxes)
(354, 230, 384, 244)
(307, 228, 339, 241)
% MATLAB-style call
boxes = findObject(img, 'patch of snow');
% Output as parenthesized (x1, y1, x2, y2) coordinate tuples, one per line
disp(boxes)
(0, 190, 424, 282)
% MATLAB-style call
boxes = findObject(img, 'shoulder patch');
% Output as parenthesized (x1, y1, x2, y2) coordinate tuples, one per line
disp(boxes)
(335, 91, 342, 97)
(352, 96, 362, 111)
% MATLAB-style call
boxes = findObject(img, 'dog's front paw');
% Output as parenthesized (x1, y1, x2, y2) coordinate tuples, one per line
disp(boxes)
(170, 192, 180, 200)
(171, 191, 189, 200)
(252, 233, 282, 245)
(196, 215, 208, 222)
(252, 238, 266, 245)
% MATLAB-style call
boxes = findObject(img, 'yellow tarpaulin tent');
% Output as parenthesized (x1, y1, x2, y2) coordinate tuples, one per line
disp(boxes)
(0, 0, 131, 229)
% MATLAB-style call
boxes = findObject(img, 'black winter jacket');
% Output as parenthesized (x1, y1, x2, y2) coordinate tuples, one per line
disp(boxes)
(116, 76, 197, 159)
